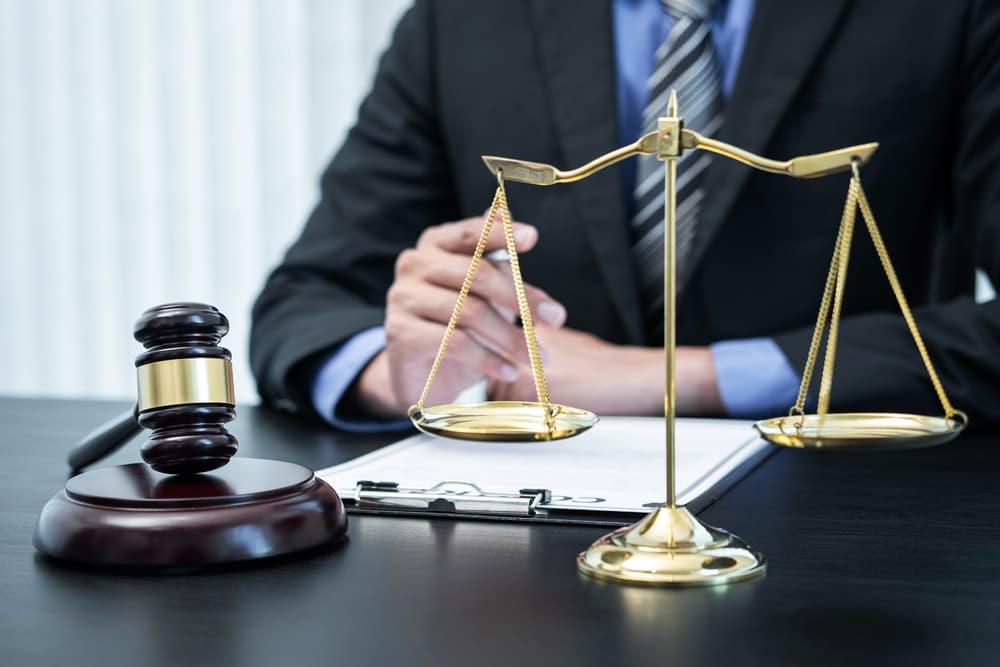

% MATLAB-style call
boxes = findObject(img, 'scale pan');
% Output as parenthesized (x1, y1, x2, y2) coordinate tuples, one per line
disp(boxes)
(409, 401, 598, 442)
(754, 412, 965, 451)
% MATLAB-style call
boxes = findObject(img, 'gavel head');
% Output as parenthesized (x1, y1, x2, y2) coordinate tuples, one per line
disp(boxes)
(133, 303, 238, 475)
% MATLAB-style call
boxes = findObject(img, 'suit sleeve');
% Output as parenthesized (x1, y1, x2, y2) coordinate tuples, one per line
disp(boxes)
(249, 1, 457, 414)
(772, 0, 1000, 429)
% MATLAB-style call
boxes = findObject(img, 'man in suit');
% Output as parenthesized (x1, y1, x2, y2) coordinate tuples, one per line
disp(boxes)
(250, 0, 1000, 431)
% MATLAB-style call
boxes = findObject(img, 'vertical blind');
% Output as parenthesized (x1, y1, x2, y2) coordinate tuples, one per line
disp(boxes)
(0, 0, 410, 401)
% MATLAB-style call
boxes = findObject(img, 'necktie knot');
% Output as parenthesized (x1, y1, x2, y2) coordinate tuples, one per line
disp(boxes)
(661, 0, 715, 22)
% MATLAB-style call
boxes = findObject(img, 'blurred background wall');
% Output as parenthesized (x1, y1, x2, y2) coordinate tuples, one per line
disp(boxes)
(0, 0, 411, 402)
(1, 0, 994, 405)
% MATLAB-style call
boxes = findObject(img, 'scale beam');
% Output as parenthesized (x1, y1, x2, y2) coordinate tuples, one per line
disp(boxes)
(483, 132, 878, 185)
(692, 134, 878, 179)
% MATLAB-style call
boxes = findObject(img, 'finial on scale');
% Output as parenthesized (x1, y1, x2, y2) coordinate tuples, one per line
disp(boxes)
(667, 89, 679, 117)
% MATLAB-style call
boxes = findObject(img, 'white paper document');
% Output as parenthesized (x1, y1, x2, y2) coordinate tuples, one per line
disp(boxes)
(317, 417, 770, 515)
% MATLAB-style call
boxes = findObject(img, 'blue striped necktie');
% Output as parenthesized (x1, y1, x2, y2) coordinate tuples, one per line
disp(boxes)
(630, 0, 724, 341)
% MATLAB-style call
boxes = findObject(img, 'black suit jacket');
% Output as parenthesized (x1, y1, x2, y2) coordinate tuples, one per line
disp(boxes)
(251, 0, 1000, 427)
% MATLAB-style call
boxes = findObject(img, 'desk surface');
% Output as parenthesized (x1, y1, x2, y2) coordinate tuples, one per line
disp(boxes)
(2, 397, 999, 667)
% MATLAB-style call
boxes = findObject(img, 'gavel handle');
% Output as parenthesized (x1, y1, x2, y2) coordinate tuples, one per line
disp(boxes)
(67, 407, 142, 471)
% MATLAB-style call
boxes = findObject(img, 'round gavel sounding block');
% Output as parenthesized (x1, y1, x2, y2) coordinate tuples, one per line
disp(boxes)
(34, 303, 348, 570)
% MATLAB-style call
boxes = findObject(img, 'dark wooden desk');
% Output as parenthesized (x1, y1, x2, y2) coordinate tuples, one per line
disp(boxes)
(2, 397, 998, 667)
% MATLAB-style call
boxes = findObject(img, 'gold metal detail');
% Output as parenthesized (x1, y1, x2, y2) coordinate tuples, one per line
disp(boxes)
(577, 506, 766, 586)
(657, 112, 681, 159)
(754, 413, 966, 450)
(136, 357, 235, 411)
(690, 132, 878, 179)
(408, 172, 598, 441)
(755, 164, 967, 450)
(415, 84, 961, 585)
(482, 131, 877, 185)
(481, 90, 766, 585)
(410, 401, 598, 441)
(663, 91, 679, 508)
(482, 132, 660, 185)
(574, 91, 764, 586)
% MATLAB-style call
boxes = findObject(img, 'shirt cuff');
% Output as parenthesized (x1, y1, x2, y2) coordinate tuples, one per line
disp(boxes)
(710, 338, 801, 419)
(310, 326, 412, 432)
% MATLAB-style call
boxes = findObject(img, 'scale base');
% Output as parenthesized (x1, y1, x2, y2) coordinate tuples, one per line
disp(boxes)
(34, 458, 347, 571)
(577, 506, 765, 586)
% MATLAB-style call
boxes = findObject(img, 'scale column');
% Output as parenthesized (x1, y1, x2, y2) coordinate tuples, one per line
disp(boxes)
(660, 91, 681, 510)
(577, 90, 766, 585)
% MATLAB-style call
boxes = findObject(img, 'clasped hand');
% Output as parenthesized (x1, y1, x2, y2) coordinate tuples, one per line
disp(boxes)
(349, 213, 723, 418)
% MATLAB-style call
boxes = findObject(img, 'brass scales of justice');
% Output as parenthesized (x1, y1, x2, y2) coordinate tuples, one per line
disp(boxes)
(406, 90, 967, 586)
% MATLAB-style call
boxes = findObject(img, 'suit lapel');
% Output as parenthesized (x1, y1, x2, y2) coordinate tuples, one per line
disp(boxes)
(688, 0, 853, 281)
(529, 0, 644, 343)
(526, 0, 853, 336)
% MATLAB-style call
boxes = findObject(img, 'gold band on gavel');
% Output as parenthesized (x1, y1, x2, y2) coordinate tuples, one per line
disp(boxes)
(136, 358, 235, 411)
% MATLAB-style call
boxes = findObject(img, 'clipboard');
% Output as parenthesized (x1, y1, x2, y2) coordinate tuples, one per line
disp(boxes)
(319, 417, 775, 527)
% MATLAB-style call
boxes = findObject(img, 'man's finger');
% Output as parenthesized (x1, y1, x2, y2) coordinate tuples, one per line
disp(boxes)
(387, 282, 531, 365)
(417, 216, 537, 254)
(416, 249, 567, 328)
(394, 315, 520, 383)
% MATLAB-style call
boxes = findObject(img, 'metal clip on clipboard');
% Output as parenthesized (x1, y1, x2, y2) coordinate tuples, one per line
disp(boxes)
(356, 481, 552, 517)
